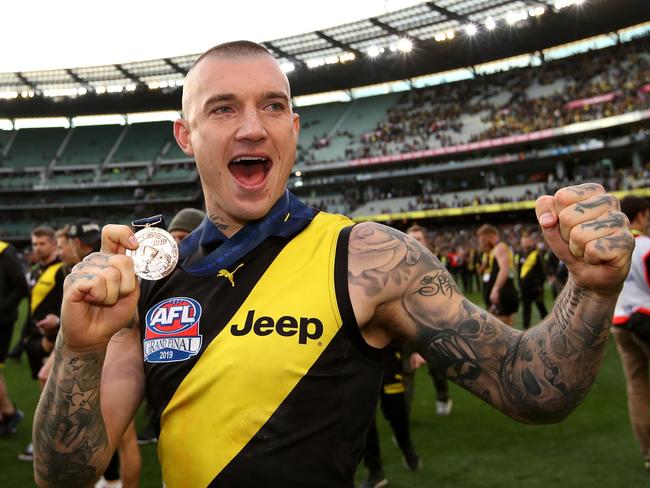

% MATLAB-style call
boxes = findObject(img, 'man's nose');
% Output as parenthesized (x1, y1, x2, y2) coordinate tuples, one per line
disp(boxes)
(235, 109, 267, 142)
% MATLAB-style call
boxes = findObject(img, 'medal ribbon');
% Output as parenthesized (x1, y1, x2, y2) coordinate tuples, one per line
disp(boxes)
(179, 191, 317, 275)
(132, 214, 167, 230)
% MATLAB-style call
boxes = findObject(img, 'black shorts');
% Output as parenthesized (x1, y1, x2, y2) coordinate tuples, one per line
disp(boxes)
(25, 336, 50, 379)
(492, 279, 519, 316)
(0, 322, 15, 365)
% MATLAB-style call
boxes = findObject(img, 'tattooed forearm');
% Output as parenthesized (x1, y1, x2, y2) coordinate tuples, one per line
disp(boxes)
(406, 272, 615, 424)
(33, 336, 110, 487)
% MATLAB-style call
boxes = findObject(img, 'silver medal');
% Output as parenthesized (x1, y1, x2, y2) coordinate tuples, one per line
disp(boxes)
(127, 227, 179, 280)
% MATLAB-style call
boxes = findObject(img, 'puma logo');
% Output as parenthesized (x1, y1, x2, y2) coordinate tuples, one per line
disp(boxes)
(217, 263, 244, 287)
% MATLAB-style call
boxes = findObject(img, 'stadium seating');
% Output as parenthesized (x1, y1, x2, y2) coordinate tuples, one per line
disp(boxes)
(110, 121, 171, 163)
(58, 125, 124, 166)
(4, 128, 66, 169)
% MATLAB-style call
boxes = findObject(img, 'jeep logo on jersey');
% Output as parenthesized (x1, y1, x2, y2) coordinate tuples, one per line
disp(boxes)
(230, 310, 323, 344)
(144, 297, 203, 363)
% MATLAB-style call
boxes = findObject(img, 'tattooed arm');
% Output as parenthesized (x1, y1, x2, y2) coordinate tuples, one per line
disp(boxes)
(33, 225, 144, 487)
(34, 327, 144, 487)
(348, 184, 634, 424)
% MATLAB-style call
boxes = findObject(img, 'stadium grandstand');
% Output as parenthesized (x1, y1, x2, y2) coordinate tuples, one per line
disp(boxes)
(1, 0, 649, 244)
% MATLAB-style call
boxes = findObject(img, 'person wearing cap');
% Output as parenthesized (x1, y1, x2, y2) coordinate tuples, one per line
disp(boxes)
(68, 219, 102, 258)
(611, 195, 650, 471)
(168, 208, 206, 244)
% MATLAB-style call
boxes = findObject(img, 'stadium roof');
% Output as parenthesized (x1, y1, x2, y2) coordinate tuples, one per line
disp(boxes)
(1, 0, 649, 117)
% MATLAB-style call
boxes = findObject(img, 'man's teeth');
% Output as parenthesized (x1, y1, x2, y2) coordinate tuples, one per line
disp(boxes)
(232, 156, 267, 163)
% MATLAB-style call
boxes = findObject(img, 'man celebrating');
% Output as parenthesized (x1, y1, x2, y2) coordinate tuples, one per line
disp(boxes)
(33, 42, 634, 488)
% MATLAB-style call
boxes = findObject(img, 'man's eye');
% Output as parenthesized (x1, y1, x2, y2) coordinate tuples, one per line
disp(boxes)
(265, 102, 284, 111)
(212, 106, 233, 114)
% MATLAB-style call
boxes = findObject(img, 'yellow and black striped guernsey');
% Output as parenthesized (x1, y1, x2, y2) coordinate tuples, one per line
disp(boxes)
(138, 212, 385, 487)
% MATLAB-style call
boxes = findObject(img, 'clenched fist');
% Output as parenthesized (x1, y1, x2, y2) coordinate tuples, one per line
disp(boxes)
(61, 225, 140, 353)
(536, 183, 634, 296)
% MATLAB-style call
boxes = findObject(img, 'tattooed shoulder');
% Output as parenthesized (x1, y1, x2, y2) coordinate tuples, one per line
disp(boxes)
(348, 223, 443, 299)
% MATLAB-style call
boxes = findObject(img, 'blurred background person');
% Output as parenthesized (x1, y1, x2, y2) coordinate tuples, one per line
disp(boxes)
(612, 196, 650, 472)
(0, 238, 28, 436)
(359, 342, 421, 488)
(55, 225, 79, 273)
(518, 231, 548, 329)
(167, 207, 205, 244)
(477, 224, 519, 326)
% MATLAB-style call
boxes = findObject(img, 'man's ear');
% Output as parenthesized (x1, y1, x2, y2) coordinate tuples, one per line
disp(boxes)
(173, 118, 194, 156)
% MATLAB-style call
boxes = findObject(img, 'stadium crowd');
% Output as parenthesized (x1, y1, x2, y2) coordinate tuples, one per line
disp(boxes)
(298, 34, 650, 166)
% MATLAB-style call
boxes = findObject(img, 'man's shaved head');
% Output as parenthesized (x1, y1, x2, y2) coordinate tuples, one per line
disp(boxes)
(181, 40, 291, 120)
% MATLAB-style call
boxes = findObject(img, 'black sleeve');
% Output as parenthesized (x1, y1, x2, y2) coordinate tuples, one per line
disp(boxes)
(54, 266, 66, 312)
(0, 247, 28, 318)
(645, 252, 650, 290)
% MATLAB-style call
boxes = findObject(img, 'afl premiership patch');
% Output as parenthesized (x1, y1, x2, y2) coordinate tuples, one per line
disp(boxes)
(144, 297, 203, 363)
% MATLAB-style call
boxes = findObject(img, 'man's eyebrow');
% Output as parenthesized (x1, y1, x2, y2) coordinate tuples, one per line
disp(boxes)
(202, 93, 236, 110)
(262, 91, 290, 103)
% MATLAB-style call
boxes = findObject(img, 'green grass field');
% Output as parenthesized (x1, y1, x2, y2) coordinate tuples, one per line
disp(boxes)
(1, 290, 647, 487)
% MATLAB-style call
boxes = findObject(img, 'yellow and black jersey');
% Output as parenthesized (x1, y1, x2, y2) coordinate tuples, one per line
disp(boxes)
(518, 248, 546, 293)
(27, 258, 65, 337)
(138, 212, 385, 488)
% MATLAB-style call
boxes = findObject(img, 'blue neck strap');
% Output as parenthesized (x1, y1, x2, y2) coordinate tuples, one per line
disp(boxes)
(179, 191, 316, 275)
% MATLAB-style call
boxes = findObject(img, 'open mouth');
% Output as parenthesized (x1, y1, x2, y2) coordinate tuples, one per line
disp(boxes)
(228, 156, 273, 188)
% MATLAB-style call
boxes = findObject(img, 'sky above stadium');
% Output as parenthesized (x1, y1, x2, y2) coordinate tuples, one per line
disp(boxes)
(2, 0, 423, 73)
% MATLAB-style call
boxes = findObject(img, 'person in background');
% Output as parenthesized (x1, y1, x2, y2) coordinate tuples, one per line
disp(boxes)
(518, 231, 548, 329)
(17, 226, 65, 462)
(168, 208, 206, 244)
(0, 238, 29, 436)
(359, 342, 421, 488)
(546, 251, 568, 299)
(611, 196, 650, 472)
(477, 224, 519, 326)
(55, 225, 79, 273)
